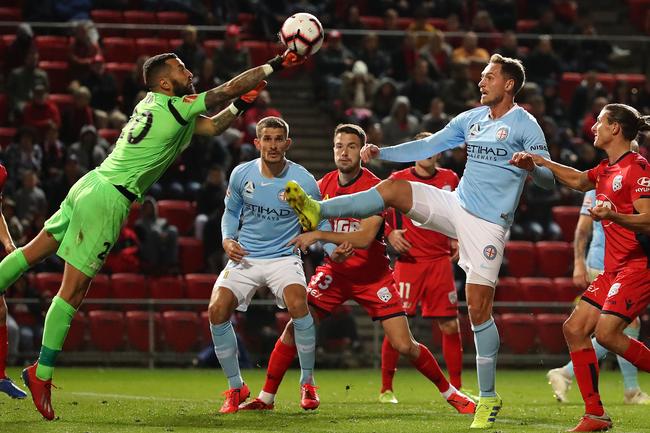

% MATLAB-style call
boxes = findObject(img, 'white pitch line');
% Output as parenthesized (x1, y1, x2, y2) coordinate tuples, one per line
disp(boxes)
(69, 391, 204, 403)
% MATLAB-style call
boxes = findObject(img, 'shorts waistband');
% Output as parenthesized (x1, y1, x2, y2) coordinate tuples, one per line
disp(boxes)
(113, 184, 137, 202)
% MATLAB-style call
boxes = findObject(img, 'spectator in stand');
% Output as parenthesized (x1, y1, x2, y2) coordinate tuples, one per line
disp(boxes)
(240, 89, 282, 145)
(419, 30, 452, 79)
(569, 71, 608, 128)
(4, 23, 35, 75)
(61, 85, 94, 144)
(68, 125, 108, 172)
(494, 31, 524, 60)
(445, 13, 463, 49)
(134, 196, 180, 275)
(338, 4, 366, 53)
(451, 32, 490, 64)
(6, 47, 49, 124)
(542, 79, 567, 124)
(313, 30, 354, 102)
(371, 77, 399, 120)
(572, 20, 611, 73)
(174, 25, 206, 76)
(407, 6, 437, 50)
(250, 0, 289, 40)
(2, 127, 43, 193)
(357, 33, 391, 79)
(382, 8, 402, 53)
(14, 169, 47, 228)
(580, 96, 609, 143)
(340, 61, 376, 113)
(0, 198, 26, 247)
(471, 10, 500, 53)
(213, 25, 251, 83)
(532, 7, 567, 36)
(439, 61, 480, 116)
(528, 94, 560, 144)
(44, 155, 85, 216)
(420, 97, 449, 133)
(122, 55, 149, 116)
(21, 84, 61, 141)
(390, 33, 419, 82)
(524, 35, 564, 87)
(41, 125, 65, 179)
(81, 55, 119, 115)
(381, 96, 419, 146)
(7, 275, 46, 356)
(104, 225, 140, 274)
(481, 0, 517, 31)
(400, 58, 438, 117)
(194, 58, 220, 93)
(68, 21, 101, 82)
(194, 165, 226, 272)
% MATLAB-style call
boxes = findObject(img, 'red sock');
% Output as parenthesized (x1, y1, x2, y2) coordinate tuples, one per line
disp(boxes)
(262, 339, 297, 394)
(442, 331, 462, 389)
(622, 338, 650, 372)
(570, 348, 604, 416)
(381, 336, 399, 392)
(0, 325, 6, 378)
(411, 343, 450, 393)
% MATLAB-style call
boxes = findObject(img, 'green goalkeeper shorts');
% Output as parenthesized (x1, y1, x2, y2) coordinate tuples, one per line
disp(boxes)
(44, 170, 132, 277)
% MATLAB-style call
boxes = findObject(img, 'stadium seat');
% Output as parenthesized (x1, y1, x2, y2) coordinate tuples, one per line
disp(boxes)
(84, 273, 111, 311)
(458, 314, 475, 352)
(149, 276, 185, 311)
(110, 273, 148, 310)
(553, 277, 583, 303)
(519, 277, 556, 312)
(504, 241, 535, 277)
(427, 18, 446, 30)
(359, 16, 384, 30)
(515, 19, 538, 32)
(559, 72, 582, 106)
(35, 36, 70, 62)
(628, 0, 650, 30)
(536, 313, 568, 354)
(0, 127, 14, 149)
(184, 273, 216, 308)
(396, 17, 414, 30)
(0, 94, 7, 125)
(124, 10, 157, 37)
(162, 311, 199, 352)
(135, 38, 170, 58)
(126, 310, 161, 351)
(494, 276, 525, 313)
(156, 11, 188, 37)
(0, 7, 21, 21)
(102, 37, 136, 63)
(105, 62, 134, 92)
(91, 9, 124, 36)
(34, 272, 63, 296)
(200, 310, 211, 345)
(242, 40, 278, 66)
(88, 310, 125, 351)
(49, 93, 74, 115)
(551, 206, 581, 242)
(203, 40, 223, 57)
(597, 73, 616, 93)
(499, 313, 537, 354)
(38, 61, 69, 93)
(126, 201, 141, 229)
(98, 128, 120, 145)
(616, 73, 646, 88)
(63, 311, 87, 351)
(275, 311, 291, 334)
(536, 241, 573, 278)
(157, 200, 196, 235)
(178, 237, 205, 274)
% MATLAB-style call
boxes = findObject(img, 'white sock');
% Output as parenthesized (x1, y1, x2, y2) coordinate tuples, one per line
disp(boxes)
(441, 384, 457, 399)
(259, 390, 275, 404)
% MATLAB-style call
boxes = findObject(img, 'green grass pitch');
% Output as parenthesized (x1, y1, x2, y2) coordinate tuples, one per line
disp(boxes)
(0, 368, 648, 433)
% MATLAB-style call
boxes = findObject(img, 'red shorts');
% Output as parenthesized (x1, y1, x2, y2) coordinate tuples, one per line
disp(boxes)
(393, 257, 458, 318)
(307, 265, 405, 321)
(581, 267, 650, 322)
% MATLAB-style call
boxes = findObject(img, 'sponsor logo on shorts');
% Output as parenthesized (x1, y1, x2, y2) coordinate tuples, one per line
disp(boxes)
(223, 270, 229, 279)
(483, 245, 497, 261)
(377, 287, 392, 303)
(495, 127, 509, 141)
(612, 175, 623, 192)
(448, 290, 458, 304)
(607, 282, 620, 297)
(625, 298, 634, 310)
(637, 177, 650, 187)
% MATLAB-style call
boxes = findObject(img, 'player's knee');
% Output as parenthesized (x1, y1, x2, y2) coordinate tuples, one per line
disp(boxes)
(387, 336, 413, 356)
(467, 302, 490, 325)
(562, 316, 586, 342)
(438, 318, 459, 334)
(377, 179, 410, 211)
(208, 300, 230, 324)
(594, 327, 616, 352)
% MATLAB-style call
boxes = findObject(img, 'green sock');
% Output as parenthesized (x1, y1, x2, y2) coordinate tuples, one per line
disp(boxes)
(0, 249, 29, 293)
(36, 296, 77, 380)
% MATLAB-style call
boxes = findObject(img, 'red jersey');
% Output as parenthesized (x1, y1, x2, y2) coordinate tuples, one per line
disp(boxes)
(0, 163, 7, 196)
(387, 166, 459, 261)
(587, 151, 650, 272)
(319, 168, 390, 281)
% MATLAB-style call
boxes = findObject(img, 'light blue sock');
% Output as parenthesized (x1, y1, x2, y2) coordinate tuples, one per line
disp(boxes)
(563, 337, 610, 377)
(617, 326, 640, 391)
(472, 317, 499, 397)
(320, 188, 384, 219)
(293, 313, 316, 385)
(210, 321, 243, 389)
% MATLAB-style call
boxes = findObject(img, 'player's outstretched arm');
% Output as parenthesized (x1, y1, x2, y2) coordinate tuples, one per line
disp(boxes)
(288, 216, 384, 252)
(590, 198, 650, 234)
(511, 152, 593, 191)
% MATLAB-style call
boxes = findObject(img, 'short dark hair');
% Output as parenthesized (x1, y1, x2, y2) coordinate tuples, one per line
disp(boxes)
(489, 54, 525, 95)
(256, 116, 289, 138)
(334, 123, 366, 144)
(143, 53, 178, 89)
(604, 103, 650, 141)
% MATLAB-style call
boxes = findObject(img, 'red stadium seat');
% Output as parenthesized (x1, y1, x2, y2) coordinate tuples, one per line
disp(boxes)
(559, 72, 582, 106)
(494, 276, 525, 313)
(516, 19, 538, 32)
(91, 9, 124, 37)
(126, 310, 162, 351)
(0, 127, 15, 149)
(110, 273, 148, 310)
(615, 73, 646, 88)
(427, 18, 446, 30)
(98, 128, 120, 145)
(0, 94, 7, 125)
(149, 276, 185, 311)
(88, 310, 125, 351)
(156, 11, 189, 37)
(157, 200, 196, 235)
(126, 202, 141, 229)
(597, 73, 616, 93)
(102, 37, 136, 64)
(552, 206, 581, 242)
(35, 36, 70, 62)
(0, 7, 21, 21)
(536, 241, 573, 278)
(504, 241, 535, 277)
(396, 17, 414, 30)
(203, 40, 223, 58)
(553, 277, 583, 303)
(185, 273, 216, 304)
(63, 311, 87, 351)
(135, 38, 170, 58)
(519, 277, 556, 312)
(105, 62, 135, 92)
(360, 16, 384, 30)
(536, 313, 568, 354)
(275, 311, 291, 335)
(34, 272, 63, 296)
(169, 39, 183, 51)
(49, 93, 74, 115)
(162, 311, 199, 352)
(628, 0, 650, 30)
(200, 310, 211, 345)
(242, 40, 278, 66)
(499, 313, 537, 354)
(178, 237, 205, 274)
(124, 10, 157, 37)
(84, 273, 111, 311)
(38, 61, 69, 93)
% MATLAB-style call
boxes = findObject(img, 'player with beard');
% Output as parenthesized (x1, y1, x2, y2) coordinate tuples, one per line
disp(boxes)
(0, 51, 304, 420)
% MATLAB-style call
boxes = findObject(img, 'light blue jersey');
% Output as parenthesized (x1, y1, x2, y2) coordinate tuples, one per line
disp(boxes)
(222, 159, 329, 258)
(580, 190, 605, 270)
(379, 105, 553, 227)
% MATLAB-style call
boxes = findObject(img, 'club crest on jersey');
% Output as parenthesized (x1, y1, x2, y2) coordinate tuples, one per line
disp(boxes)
(244, 180, 255, 197)
(612, 175, 623, 192)
(495, 127, 509, 141)
(377, 287, 392, 303)
(469, 123, 480, 137)
(277, 189, 286, 201)
(607, 283, 621, 297)
(483, 245, 497, 260)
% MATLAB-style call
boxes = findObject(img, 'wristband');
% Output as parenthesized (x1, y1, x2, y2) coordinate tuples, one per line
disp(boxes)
(266, 55, 284, 73)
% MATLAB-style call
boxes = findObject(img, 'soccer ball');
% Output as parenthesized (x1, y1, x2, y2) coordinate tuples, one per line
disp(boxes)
(279, 12, 324, 57)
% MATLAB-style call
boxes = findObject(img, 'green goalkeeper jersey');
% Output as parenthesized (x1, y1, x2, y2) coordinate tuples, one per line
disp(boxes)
(96, 91, 207, 199)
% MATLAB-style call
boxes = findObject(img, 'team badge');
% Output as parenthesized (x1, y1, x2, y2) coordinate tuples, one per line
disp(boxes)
(244, 180, 255, 196)
(495, 127, 509, 141)
(448, 290, 458, 304)
(483, 245, 497, 260)
(277, 189, 287, 201)
(607, 283, 621, 298)
(612, 175, 623, 192)
(377, 287, 392, 303)
(469, 123, 480, 137)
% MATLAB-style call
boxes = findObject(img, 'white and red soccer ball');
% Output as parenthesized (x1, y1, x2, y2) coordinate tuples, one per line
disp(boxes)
(279, 12, 324, 57)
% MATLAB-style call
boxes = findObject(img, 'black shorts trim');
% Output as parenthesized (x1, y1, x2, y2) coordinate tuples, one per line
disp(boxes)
(580, 295, 603, 310)
(601, 310, 633, 323)
(422, 315, 458, 320)
(374, 311, 407, 322)
(167, 100, 188, 126)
